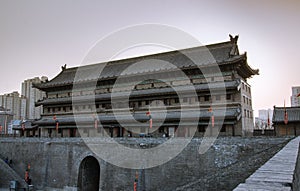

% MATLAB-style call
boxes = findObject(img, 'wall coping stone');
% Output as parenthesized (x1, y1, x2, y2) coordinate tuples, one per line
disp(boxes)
(234, 136, 300, 191)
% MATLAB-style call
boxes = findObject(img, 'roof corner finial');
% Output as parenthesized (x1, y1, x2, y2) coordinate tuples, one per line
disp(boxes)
(229, 34, 239, 44)
(61, 64, 67, 71)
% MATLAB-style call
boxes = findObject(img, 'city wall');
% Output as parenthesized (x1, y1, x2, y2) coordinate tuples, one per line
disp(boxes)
(234, 136, 300, 190)
(0, 137, 292, 190)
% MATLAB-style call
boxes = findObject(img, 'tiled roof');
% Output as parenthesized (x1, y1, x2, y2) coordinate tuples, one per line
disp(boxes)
(12, 120, 38, 130)
(0, 106, 13, 115)
(34, 39, 258, 89)
(34, 107, 241, 126)
(36, 80, 240, 106)
(272, 107, 300, 123)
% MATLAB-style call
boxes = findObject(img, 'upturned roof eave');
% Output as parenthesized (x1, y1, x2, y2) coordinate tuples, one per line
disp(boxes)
(34, 108, 241, 126)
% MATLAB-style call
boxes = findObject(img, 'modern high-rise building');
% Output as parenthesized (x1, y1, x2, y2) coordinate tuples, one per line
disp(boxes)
(255, 109, 273, 129)
(0, 106, 13, 134)
(21, 76, 48, 119)
(0, 77, 47, 121)
(0, 92, 26, 120)
(258, 109, 273, 121)
(291, 86, 300, 107)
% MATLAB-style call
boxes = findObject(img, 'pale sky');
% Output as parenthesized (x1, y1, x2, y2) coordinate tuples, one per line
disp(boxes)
(0, 0, 299, 116)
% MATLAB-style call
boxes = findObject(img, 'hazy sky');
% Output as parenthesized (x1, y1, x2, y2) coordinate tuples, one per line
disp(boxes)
(0, 0, 299, 116)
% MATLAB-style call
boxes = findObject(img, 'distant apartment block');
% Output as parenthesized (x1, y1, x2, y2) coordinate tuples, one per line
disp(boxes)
(258, 109, 273, 121)
(255, 109, 273, 130)
(0, 106, 13, 134)
(21, 76, 48, 119)
(0, 91, 26, 120)
(291, 86, 300, 107)
(0, 76, 47, 121)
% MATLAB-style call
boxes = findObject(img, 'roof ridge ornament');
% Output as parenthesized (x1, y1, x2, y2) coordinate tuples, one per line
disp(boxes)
(229, 34, 239, 44)
(229, 34, 239, 57)
(61, 64, 67, 71)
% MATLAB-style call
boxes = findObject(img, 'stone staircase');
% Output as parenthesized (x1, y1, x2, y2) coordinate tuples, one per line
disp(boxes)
(0, 158, 28, 189)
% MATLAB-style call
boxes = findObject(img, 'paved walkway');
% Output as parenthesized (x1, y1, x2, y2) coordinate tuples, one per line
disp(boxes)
(234, 136, 300, 191)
